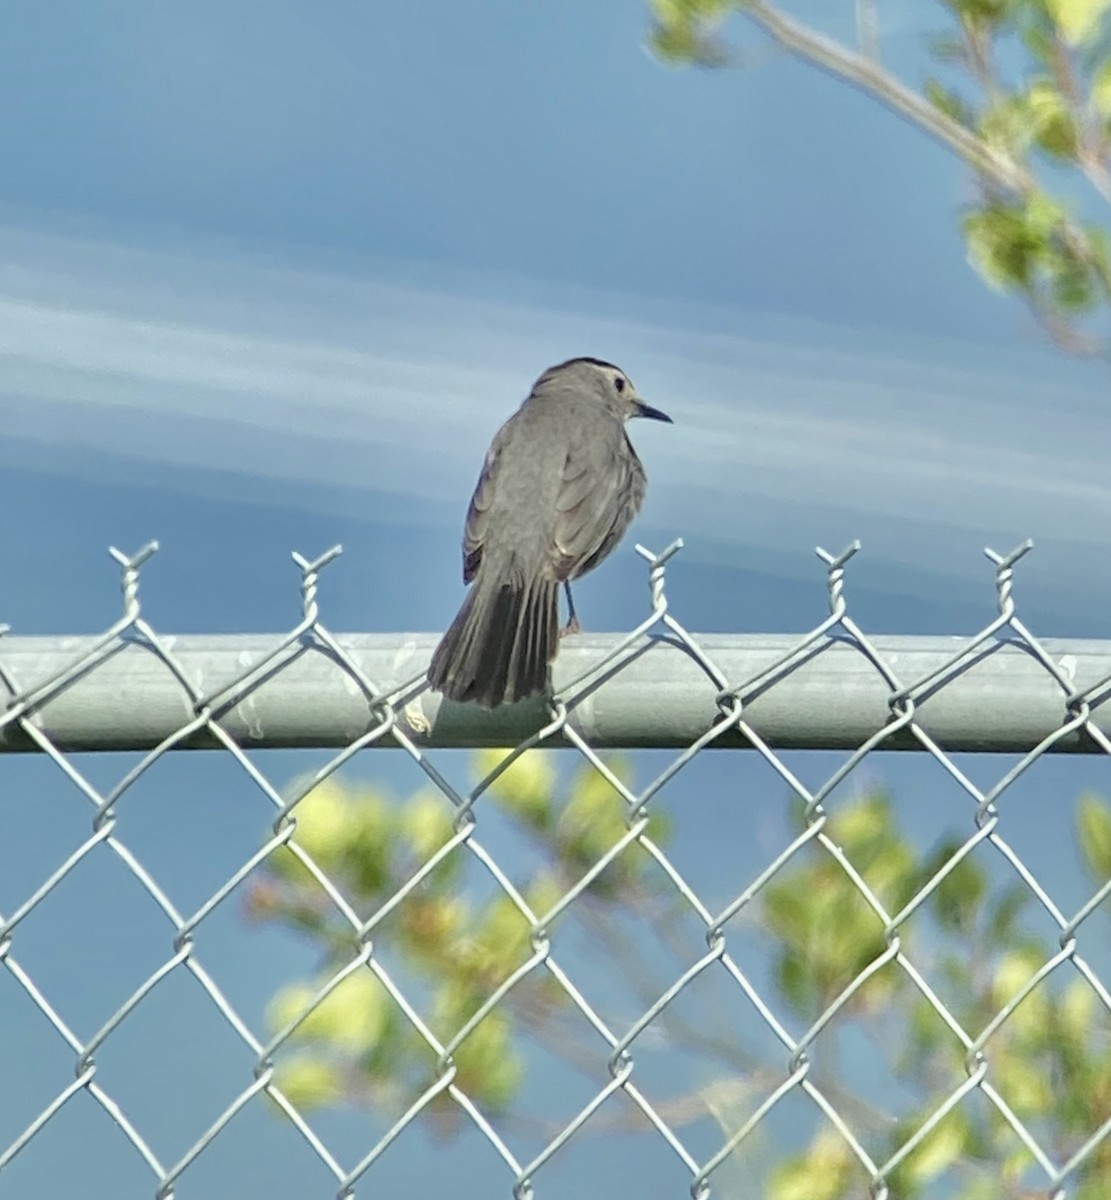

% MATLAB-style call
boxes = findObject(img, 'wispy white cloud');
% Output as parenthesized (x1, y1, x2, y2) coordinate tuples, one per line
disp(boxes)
(0, 225, 1108, 592)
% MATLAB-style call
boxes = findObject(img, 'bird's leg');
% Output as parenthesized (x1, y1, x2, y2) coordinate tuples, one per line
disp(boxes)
(561, 581, 581, 636)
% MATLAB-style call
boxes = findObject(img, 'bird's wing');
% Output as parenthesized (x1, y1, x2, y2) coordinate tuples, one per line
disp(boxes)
(549, 430, 646, 581)
(462, 418, 514, 583)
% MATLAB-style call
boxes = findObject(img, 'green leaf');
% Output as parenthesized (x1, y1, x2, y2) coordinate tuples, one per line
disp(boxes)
(769, 1130, 854, 1200)
(1094, 60, 1111, 118)
(403, 789, 456, 859)
(979, 94, 1032, 153)
(1058, 977, 1097, 1047)
(288, 778, 365, 867)
(943, 0, 1011, 26)
(647, 0, 731, 66)
(1084, 223, 1111, 293)
(1045, 0, 1111, 45)
(990, 947, 1053, 1049)
(900, 1112, 970, 1187)
(1025, 79, 1078, 158)
(1077, 792, 1111, 880)
(931, 846, 988, 934)
(925, 77, 976, 126)
(828, 791, 895, 857)
(1024, 190, 1066, 238)
(451, 1009, 522, 1110)
(1048, 248, 1097, 311)
(963, 203, 1042, 291)
(273, 1055, 343, 1109)
(774, 946, 814, 1013)
(994, 1045, 1055, 1113)
(477, 747, 557, 828)
(926, 33, 969, 63)
(988, 881, 1030, 941)
(1021, 22, 1056, 64)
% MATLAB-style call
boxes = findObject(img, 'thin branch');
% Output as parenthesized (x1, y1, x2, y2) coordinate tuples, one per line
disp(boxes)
(736, 0, 1028, 191)
(855, 0, 879, 61)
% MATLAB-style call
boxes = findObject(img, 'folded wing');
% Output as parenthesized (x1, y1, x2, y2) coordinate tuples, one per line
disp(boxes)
(549, 430, 646, 582)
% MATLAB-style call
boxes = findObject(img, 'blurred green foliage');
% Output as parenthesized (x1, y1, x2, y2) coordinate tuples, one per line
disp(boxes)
(246, 756, 1111, 1195)
(762, 790, 1111, 1198)
(647, 0, 1111, 353)
(246, 753, 669, 1131)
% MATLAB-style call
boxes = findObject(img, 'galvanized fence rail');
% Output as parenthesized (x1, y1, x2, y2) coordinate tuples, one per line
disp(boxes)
(1, 538, 1110, 1199)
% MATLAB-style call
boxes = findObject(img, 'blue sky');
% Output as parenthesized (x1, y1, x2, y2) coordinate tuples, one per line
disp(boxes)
(1, 3, 1110, 1199)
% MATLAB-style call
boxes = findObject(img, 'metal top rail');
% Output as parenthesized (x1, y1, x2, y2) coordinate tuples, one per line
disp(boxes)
(0, 629, 1107, 754)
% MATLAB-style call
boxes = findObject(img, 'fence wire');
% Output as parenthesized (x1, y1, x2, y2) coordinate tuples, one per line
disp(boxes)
(1, 537, 1110, 1199)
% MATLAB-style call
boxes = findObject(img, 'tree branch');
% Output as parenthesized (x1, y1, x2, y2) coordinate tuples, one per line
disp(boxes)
(736, 0, 1029, 192)
(734, 0, 1110, 354)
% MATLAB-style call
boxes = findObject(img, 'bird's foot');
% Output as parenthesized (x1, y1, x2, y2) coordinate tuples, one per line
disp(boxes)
(560, 615, 582, 638)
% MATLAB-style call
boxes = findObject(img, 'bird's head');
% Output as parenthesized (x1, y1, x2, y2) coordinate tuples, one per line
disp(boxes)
(533, 357, 672, 425)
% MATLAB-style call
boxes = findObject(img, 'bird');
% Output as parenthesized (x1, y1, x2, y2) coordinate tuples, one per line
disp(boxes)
(427, 356, 671, 708)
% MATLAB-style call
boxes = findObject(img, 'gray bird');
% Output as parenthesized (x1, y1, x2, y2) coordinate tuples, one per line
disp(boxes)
(428, 357, 671, 708)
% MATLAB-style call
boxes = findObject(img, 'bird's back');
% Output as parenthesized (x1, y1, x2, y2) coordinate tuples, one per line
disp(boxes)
(471, 391, 645, 583)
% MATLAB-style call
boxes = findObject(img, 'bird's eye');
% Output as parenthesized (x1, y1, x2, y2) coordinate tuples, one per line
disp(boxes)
(614, 377, 626, 393)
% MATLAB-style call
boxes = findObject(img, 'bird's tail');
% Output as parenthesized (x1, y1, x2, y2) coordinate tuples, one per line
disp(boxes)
(428, 566, 560, 708)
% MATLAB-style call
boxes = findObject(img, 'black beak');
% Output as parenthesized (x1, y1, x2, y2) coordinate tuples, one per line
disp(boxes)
(635, 400, 673, 424)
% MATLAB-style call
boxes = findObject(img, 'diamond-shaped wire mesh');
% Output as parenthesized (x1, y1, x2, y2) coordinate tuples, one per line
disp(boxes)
(2, 538, 1110, 1199)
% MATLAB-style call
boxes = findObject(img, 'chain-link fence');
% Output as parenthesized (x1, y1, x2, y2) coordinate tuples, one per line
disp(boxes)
(2, 538, 1110, 1200)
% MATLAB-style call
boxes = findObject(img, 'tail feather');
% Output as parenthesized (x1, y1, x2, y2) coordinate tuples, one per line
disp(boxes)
(428, 569, 560, 707)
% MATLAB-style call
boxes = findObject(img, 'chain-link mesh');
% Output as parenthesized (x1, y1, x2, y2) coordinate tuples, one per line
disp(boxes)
(2, 538, 1110, 1199)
